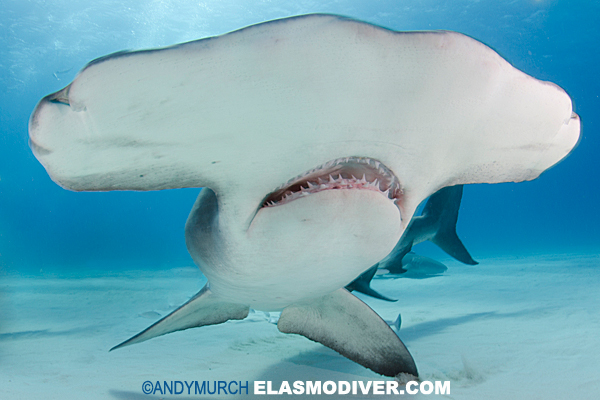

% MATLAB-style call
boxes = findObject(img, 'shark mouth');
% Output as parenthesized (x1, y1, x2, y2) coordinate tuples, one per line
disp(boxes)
(260, 157, 403, 209)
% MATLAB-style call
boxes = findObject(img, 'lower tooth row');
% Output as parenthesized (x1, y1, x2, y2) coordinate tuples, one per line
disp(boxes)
(267, 171, 397, 207)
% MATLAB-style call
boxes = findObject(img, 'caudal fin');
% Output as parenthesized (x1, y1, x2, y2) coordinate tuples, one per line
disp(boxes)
(423, 185, 478, 265)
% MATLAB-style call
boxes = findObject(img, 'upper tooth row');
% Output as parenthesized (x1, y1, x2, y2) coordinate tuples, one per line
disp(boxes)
(265, 173, 397, 207)
(303, 174, 382, 190)
(275, 157, 395, 192)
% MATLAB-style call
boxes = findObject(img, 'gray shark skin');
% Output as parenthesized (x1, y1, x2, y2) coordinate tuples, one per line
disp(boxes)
(384, 185, 478, 273)
(347, 185, 474, 300)
(347, 253, 451, 301)
(393, 253, 449, 279)
(29, 14, 579, 378)
(346, 265, 397, 302)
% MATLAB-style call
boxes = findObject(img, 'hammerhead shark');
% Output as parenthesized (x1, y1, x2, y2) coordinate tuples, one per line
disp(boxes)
(29, 15, 579, 378)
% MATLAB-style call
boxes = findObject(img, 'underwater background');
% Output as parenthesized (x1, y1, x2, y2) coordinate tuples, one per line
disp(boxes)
(0, 0, 598, 274)
(1, 1, 599, 399)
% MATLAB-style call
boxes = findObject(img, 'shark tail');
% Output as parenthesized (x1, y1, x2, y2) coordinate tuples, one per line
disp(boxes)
(110, 284, 248, 351)
(431, 229, 478, 265)
(424, 185, 478, 265)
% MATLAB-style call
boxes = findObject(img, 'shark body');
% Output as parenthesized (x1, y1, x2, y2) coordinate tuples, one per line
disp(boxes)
(28, 15, 580, 378)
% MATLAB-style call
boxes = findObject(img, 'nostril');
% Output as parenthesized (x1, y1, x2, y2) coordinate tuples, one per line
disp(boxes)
(29, 139, 52, 156)
(48, 85, 70, 106)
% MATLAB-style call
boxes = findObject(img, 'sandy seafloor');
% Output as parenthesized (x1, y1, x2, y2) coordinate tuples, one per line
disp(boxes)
(1, 254, 599, 400)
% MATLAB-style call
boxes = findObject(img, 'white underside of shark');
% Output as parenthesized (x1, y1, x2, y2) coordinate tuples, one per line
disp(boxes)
(28, 14, 580, 378)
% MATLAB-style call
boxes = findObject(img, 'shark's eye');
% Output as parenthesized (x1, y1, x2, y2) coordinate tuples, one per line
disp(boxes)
(260, 157, 403, 208)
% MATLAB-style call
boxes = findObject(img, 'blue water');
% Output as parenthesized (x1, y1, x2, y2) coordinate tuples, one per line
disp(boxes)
(0, 0, 598, 273)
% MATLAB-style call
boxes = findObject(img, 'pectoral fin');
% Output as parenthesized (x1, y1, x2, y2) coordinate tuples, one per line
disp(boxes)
(345, 266, 397, 302)
(277, 288, 417, 377)
(111, 285, 249, 351)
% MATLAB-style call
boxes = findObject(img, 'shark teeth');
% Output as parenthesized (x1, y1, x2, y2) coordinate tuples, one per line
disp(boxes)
(261, 156, 403, 209)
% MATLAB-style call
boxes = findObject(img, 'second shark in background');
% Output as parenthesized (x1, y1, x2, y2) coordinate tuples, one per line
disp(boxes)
(347, 185, 477, 301)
